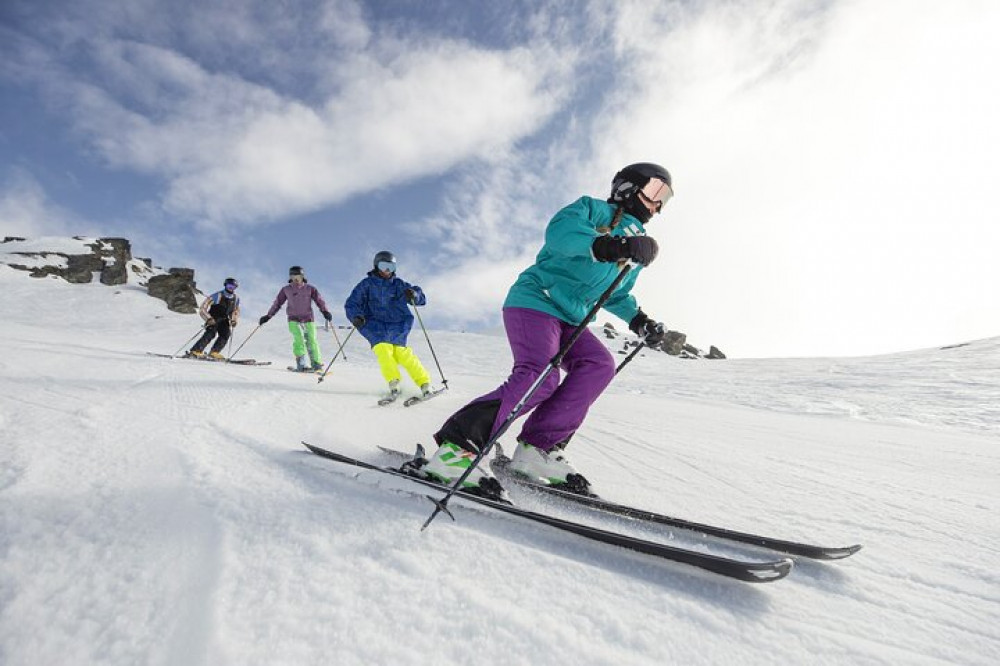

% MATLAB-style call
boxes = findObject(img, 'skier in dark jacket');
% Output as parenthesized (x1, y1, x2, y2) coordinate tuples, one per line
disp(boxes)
(258, 266, 332, 372)
(189, 277, 241, 360)
(344, 251, 434, 403)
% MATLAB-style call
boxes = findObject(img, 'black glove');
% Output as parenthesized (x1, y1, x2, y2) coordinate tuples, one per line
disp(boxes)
(230, 319, 238, 328)
(404, 288, 416, 304)
(258, 315, 270, 326)
(592, 235, 659, 267)
(205, 318, 216, 327)
(322, 310, 333, 322)
(629, 310, 667, 345)
(351, 315, 366, 329)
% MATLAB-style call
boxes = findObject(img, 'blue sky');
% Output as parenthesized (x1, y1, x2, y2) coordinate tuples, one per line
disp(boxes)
(2, 0, 999, 358)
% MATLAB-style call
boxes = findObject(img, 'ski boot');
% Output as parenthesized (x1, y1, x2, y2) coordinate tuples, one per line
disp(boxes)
(208, 351, 225, 361)
(377, 379, 401, 406)
(295, 355, 309, 372)
(188, 350, 205, 359)
(507, 440, 593, 496)
(311, 360, 323, 373)
(419, 441, 506, 501)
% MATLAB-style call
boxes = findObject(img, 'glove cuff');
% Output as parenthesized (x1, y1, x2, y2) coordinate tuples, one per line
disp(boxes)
(629, 309, 650, 335)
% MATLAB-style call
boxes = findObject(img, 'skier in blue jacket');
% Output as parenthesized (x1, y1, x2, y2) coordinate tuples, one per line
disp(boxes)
(345, 251, 434, 403)
(422, 163, 672, 499)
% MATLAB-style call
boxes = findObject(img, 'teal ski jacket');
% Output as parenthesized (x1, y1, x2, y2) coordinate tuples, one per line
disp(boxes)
(503, 196, 647, 326)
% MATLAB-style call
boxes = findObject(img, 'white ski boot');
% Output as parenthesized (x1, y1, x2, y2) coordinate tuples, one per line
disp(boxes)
(507, 440, 593, 495)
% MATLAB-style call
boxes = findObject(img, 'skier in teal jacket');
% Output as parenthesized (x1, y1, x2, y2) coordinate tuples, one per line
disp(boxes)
(423, 163, 673, 499)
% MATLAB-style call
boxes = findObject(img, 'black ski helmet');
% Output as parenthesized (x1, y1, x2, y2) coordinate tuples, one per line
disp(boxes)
(223, 277, 239, 288)
(373, 251, 396, 272)
(608, 162, 673, 224)
(289, 265, 304, 277)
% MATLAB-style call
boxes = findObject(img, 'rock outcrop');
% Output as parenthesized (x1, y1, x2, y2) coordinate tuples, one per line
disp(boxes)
(1, 236, 199, 314)
(147, 268, 199, 314)
(601, 321, 725, 360)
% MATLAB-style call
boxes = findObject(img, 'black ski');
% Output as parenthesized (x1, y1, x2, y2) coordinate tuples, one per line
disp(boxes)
(403, 387, 448, 407)
(380, 445, 861, 561)
(303, 441, 793, 583)
(145, 352, 271, 366)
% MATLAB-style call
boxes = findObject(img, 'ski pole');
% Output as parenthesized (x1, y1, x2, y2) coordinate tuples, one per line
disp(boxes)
(326, 320, 348, 361)
(227, 324, 262, 362)
(615, 340, 647, 375)
(422, 263, 634, 530)
(317, 326, 357, 383)
(173, 325, 206, 358)
(410, 299, 448, 389)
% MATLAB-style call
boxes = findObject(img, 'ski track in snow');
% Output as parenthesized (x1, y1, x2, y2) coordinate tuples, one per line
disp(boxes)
(0, 266, 999, 665)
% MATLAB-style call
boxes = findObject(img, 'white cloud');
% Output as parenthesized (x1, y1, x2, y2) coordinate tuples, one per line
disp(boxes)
(5, 6, 568, 230)
(578, 0, 1000, 356)
(0, 170, 84, 238)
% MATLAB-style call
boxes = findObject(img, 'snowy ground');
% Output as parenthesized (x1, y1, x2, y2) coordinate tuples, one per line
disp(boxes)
(1, 265, 998, 665)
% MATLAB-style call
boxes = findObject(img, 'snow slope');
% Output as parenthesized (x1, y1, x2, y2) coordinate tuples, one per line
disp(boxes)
(0, 265, 997, 665)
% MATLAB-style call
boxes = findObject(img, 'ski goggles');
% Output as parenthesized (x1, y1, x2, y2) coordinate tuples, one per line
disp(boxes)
(377, 260, 396, 273)
(640, 177, 673, 209)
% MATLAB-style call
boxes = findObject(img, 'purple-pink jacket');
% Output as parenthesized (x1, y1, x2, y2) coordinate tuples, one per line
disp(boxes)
(265, 283, 330, 323)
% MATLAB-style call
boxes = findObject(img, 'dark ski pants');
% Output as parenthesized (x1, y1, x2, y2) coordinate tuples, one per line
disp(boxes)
(435, 307, 615, 453)
(191, 319, 232, 354)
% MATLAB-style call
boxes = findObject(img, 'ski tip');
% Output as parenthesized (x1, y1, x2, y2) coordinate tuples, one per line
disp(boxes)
(814, 544, 864, 560)
(748, 557, 794, 583)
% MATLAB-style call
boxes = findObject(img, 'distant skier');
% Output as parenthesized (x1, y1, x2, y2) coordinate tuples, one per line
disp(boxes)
(189, 277, 241, 360)
(422, 163, 672, 498)
(344, 251, 434, 404)
(258, 266, 332, 372)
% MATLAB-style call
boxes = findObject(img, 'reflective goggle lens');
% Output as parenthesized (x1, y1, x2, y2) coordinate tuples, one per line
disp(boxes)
(641, 177, 673, 206)
(377, 261, 396, 273)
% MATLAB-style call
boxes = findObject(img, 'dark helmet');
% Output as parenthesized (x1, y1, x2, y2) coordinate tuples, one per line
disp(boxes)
(608, 162, 673, 224)
(223, 277, 239, 288)
(288, 265, 304, 277)
(373, 251, 396, 272)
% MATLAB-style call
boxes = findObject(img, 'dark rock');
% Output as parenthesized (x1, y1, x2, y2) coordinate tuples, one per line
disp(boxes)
(656, 330, 687, 356)
(3, 236, 26, 243)
(91, 238, 132, 286)
(602, 322, 619, 339)
(64, 253, 105, 283)
(707, 346, 727, 360)
(148, 268, 198, 313)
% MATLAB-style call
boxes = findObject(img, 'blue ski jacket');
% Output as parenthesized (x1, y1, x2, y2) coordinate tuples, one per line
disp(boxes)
(344, 271, 427, 347)
(504, 196, 646, 325)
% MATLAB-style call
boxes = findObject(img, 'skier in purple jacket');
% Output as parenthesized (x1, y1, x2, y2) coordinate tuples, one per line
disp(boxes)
(258, 266, 333, 372)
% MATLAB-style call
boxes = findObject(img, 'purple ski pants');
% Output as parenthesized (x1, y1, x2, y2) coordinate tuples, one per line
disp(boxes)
(435, 307, 616, 452)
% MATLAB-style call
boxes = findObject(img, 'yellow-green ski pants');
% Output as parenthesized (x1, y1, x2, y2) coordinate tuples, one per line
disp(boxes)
(372, 342, 430, 386)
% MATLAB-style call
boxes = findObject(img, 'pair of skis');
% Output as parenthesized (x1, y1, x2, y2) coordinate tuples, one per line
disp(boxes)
(302, 441, 862, 583)
(146, 352, 271, 366)
(378, 386, 448, 407)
